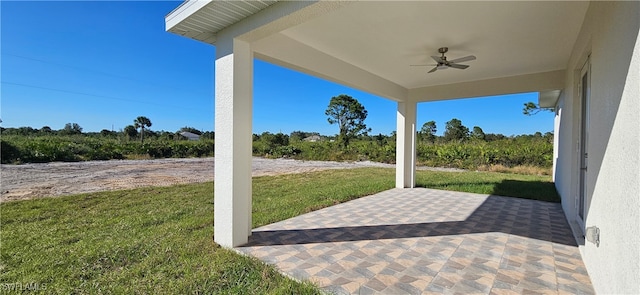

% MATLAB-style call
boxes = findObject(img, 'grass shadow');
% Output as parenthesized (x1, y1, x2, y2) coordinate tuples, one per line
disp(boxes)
(492, 179, 560, 203)
(415, 170, 560, 203)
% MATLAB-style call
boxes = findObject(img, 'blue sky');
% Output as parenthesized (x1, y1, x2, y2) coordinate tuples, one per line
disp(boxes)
(1, 1, 554, 136)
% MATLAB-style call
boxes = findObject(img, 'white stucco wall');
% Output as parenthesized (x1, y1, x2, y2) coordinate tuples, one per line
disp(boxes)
(555, 2, 640, 293)
(554, 76, 578, 224)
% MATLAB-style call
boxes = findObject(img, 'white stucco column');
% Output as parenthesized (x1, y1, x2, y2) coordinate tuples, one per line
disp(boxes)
(214, 38, 253, 248)
(396, 101, 417, 188)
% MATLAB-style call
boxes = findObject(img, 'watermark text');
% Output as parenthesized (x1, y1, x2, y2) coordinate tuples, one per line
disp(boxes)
(1, 282, 47, 292)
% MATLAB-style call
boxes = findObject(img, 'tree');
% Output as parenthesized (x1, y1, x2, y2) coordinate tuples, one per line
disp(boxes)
(420, 121, 437, 143)
(201, 131, 215, 140)
(373, 133, 389, 146)
(124, 125, 138, 140)
(389, 131, 397, 143)
(485, 133, 506, 141)
(40, 126, 53, 134)
(133, 116, 152, 143)
(471, 126, 486, 141)
(325, 94, 370, 147)
(290, 131, 307, 142)
(15, 126, 37, 136)
(522, 102, 553, 116)
(443, 118, 469, 142)
(259, 132, 289, 147)
(100, 129, 116, 137)
(60, 123, 82, 135)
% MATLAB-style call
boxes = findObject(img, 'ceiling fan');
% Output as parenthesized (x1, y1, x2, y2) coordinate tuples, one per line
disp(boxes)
(411, 47, 476, 73)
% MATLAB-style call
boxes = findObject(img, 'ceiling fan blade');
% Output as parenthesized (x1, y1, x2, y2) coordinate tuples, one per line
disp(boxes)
(410, 64, 438, 67)
(449, 55, 476, 64)
(428, 66, 438, 73)
(448, 63, 469, 69)
(431, 55, 444, 63)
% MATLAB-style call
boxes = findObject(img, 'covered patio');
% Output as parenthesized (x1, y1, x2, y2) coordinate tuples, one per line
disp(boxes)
(166, 0, 586, 248)
(166, 1, 640, 293)
(238, 188, 593, 294)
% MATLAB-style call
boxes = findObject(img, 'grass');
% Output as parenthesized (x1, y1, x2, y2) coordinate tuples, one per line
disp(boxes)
(252, 168, 394, 226)
(1, 183, 321, 294)
(415, 170, 560, 202)
(0, 168, 557, 293)
(476, 164, 552, 176)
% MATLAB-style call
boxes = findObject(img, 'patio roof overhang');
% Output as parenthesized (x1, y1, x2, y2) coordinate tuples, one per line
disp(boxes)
(167, 1, 589, 105)
(165, 0, 591, 247)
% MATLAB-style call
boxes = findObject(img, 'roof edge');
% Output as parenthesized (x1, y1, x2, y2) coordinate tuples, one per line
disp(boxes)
(165, 0, 212, 33)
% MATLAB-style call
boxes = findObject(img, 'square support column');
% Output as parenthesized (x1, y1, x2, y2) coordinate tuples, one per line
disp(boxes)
(214, 39, 253, 248)
(396, 101, 417, 188)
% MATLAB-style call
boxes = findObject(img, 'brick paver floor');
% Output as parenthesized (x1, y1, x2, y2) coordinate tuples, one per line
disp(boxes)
(236, 188, 594, 294)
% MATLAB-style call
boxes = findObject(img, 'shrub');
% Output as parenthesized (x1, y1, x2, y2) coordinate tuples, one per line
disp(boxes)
(1, 140, 20, 163)
(2, 131, 552, 174)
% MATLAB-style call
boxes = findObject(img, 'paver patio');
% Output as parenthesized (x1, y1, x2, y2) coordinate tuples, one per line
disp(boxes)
(236, 188, 594, 294)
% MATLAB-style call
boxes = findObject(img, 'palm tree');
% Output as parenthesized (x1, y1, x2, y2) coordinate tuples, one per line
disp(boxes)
(133, 116, 152, 143)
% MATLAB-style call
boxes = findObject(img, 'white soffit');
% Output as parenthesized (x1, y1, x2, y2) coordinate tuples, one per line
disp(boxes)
(167, 1, 589, 100)
(166, 0, 278, 44)
(277, 1, 589, 90)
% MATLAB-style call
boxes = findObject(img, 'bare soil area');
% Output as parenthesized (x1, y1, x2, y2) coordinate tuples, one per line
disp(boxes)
(1, 157, 462, 202)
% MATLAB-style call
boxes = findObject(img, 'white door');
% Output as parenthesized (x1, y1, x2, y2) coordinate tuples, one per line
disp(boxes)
(577, 58, 590, 228)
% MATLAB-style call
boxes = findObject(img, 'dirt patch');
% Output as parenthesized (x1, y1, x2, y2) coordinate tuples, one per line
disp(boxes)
(1, 157, 463, 202)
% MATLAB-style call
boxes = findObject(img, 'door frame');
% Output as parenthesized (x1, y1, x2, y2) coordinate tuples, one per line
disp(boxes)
(576, 56, 591, 231)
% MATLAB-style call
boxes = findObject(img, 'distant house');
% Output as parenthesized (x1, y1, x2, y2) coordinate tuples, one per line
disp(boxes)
(303, 135, 322, 142)
(179, 131, 200, 141)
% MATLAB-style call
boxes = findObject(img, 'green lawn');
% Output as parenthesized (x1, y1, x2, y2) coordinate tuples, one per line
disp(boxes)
(0, 168, 557, 294)
(415, 170, 560, 202)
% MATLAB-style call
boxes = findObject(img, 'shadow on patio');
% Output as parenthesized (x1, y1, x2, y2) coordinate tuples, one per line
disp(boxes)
(237, 188, 593, 294)
(243, 194, 574, 247)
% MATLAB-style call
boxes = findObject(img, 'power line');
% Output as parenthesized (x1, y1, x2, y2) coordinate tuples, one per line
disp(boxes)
(1, 81, 208, 111)
(2, 52, 212, 98)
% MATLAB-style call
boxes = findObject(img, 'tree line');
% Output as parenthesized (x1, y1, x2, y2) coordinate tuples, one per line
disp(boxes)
(250, 94, 554, 173)
(1, 120, 214, 142)
(1, 96, 554, 175)
(3, 121, 552, 173)
(1, 116, 215, 164)
(323, 94, 551, 145)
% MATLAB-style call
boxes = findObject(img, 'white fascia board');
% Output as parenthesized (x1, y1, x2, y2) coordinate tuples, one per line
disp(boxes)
(408, 70, 565, 102)
(165, 0, 212, 32)
(253, 34, 408, 102)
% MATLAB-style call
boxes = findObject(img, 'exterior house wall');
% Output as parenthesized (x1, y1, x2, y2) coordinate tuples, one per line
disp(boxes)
(555, 2, 639, 293)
